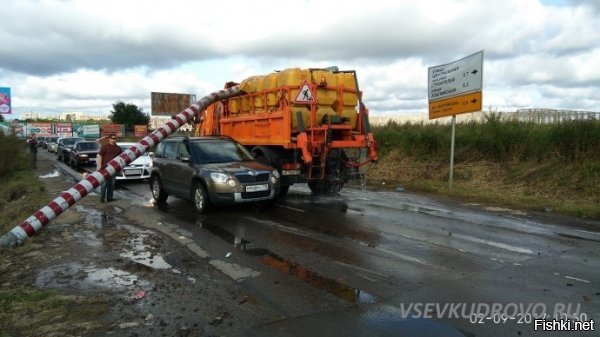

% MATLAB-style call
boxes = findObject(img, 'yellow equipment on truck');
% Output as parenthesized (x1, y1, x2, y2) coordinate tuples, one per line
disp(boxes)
(194, 66, 378, 197)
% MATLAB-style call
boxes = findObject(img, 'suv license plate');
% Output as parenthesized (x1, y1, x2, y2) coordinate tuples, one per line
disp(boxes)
(246, 184, 268, 192)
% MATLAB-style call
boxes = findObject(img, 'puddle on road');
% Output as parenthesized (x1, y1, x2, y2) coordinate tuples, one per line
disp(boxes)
(261, 253, 376, 303)
(359, 305, 469, 337)
(74, 205, 106, 229)
(120, 230, 173, 270)
(39, 169, 61, 178)
(198, 220, 376, 304)
(36, 227, 173, 292)
(36, 262, 150, 291)
(72, 230, 101, 247)
(70, 205, 174, 271)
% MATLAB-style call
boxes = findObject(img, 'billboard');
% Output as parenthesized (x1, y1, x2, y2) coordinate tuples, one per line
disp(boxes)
(11, 121, 25, 138)
(73, 124, 101, 138)
(100, 124, 125, 137)
(134, 125, 148, 137)
(55, 123, 73, 137)
(26, 122, 53, 136)
(0, 122, 12, 135)
(151, 92, 196, 117)
(0, 87, 11, 114)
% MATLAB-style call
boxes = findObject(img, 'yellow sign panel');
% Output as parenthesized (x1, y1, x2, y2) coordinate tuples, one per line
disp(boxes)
(429, 91, 482, 120)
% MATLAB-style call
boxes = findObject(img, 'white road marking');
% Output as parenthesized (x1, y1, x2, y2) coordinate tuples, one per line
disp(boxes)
(209, 259, 260, 281)
(452, 233, 534, 254)
(275, 204, 306, 213)
(334, 261, 391, 279)
(574, 229, 600, 236)
(565, 275, 591, 283)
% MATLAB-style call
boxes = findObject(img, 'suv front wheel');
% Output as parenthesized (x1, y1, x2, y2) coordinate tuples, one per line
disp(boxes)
(70, 156, 79, 170)
(151, 175, 168, 202)
(192, 182, 210, 214)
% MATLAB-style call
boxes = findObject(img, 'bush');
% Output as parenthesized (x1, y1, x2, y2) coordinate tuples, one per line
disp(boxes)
(0, 133, 28, 179)
(373, 118, 600, 163)
(0, 134, 45, 235)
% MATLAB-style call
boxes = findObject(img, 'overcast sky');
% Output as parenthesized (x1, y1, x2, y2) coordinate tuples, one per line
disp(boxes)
(1, 0, 599, 119)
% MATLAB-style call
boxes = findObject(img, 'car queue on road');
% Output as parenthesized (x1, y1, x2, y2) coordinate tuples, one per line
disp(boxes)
(43, 136, 152, 182)
(36, 134, 282, 213)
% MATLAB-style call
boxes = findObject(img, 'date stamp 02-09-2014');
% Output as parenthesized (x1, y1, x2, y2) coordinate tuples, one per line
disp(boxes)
(400, 302, 595, 333)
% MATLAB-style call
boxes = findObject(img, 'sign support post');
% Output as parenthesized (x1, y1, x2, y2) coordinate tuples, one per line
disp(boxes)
(427, 51, 484, 191)
(449, 115, 456, 189)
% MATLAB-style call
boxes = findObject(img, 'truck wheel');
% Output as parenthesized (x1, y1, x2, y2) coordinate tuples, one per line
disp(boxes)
(308, 180, 341, 195)
(151, 175, 168, 202)
(191, 182, 210, 214)
(308, 149, 347, 195)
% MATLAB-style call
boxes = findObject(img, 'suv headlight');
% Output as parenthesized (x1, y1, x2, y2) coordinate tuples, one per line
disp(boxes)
(210, 172, 229, 184)
(271, 170, 280, 184)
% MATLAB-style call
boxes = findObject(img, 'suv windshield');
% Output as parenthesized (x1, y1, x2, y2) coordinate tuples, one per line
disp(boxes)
(63, 138, 84, 146)
(77, 142, 100, 150)
(191, 140, 254, 164)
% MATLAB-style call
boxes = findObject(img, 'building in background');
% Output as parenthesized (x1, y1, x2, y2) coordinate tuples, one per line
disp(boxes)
(19, 112, 41, 120)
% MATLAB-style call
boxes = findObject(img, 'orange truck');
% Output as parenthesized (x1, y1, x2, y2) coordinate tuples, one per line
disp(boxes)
(194, 66, 378, 197)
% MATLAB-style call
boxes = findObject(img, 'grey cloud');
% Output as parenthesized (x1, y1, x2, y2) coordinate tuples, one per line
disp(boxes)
(568, 0, 600, 12)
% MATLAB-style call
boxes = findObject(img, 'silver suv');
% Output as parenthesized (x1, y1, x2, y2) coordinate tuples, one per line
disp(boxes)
(150, 136, 280, 213)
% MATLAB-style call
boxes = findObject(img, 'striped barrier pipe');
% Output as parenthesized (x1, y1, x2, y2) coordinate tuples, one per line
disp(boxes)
(0, 86, 241, 249)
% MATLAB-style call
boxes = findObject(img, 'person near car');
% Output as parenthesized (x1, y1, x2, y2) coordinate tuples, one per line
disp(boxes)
(26, 133, 38, 169)
(97, 134, 122, 202)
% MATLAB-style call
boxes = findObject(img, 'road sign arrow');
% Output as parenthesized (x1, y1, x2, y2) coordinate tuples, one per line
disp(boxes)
(428, 50, 483, 101)
(471, 99, 478, 104)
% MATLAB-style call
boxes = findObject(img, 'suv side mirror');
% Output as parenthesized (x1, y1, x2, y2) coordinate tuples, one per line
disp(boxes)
(179, 155, 191, 162)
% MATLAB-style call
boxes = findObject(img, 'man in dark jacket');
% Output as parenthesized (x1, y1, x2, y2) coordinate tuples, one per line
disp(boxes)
(27, 133, 38, 169)
(97, 134, 122, 202)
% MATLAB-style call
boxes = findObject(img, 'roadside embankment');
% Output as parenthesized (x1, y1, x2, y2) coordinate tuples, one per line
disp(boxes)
(365, 118, 600, 219)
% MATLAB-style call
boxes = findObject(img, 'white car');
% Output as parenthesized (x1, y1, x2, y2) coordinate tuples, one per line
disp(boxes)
(115, 142, 153, 181)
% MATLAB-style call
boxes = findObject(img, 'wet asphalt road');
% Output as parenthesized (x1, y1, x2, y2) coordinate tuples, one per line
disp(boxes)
(113, 175, 600, 337)
(40, 146, 597, 337)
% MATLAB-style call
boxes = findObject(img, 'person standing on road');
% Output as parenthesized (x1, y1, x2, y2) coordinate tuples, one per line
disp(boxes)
(97, 134, 122, 203)
(26, 133, 38, 169)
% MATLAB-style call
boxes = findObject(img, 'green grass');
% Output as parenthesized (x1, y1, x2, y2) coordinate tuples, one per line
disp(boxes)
(374, 116, 600, 162)
(0, 133, 51, 235)
(369, 117, 600, 219)
(0, 288, 107, 336)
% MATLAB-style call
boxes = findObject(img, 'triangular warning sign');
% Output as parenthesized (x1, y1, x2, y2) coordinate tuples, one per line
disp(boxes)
(293, 81, 315, 104)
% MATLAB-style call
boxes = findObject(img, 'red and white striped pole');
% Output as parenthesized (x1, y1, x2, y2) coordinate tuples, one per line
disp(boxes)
(0, 87, 241, 249)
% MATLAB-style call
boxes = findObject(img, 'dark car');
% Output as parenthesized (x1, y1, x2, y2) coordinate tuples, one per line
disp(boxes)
(37, 136, 48, 148)
(68, 141, 100, 170)
(150, 136, 280, 213)
(57, 137, 84, 162)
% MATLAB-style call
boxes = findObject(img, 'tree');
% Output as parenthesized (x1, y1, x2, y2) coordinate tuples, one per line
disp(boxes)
(0, 114, 4, 122)
(110, 101, 149, 131)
